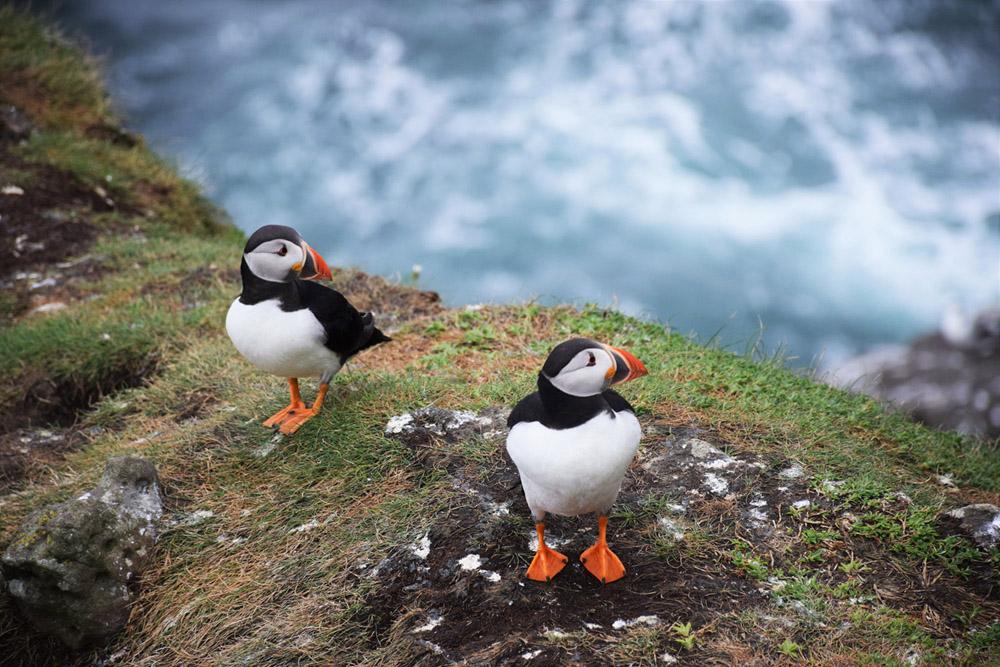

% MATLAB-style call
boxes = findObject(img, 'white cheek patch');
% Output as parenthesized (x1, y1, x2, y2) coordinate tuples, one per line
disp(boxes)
(244, 241, 304, 283)
(547, 349, 616, 397)
(549, 371, 601, 397)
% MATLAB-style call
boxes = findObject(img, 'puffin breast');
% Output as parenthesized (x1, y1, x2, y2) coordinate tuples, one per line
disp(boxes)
(506, 410, 641, 516)
(226, 298, 339, 378)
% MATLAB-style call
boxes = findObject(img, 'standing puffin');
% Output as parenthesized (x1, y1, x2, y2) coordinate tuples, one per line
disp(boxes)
(226, 225, 390, 434)
(506, 338, 647, 584)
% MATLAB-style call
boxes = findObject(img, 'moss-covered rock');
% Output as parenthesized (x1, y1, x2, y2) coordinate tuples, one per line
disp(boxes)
(2, 457, 161, 648)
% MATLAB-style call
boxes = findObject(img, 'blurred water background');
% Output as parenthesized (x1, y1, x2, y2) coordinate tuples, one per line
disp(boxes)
(40, 0, 1000, 368)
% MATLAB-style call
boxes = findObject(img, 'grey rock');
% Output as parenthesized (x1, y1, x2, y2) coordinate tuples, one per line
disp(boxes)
(829, 308, 1000, 438)
(2, 457, 162, 648)
(947, 503, 1000, 548)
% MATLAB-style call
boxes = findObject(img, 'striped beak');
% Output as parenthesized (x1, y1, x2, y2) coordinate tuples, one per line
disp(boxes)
(605, 345, 648, 385)
(300, 241, 332, 281)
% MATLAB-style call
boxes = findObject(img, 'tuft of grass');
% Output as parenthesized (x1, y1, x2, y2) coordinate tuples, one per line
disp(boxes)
(778, 638, 802, 658)
(0, 6, 112, 130)
(21, 132, 232, 235)
(670, 621, 697, 651)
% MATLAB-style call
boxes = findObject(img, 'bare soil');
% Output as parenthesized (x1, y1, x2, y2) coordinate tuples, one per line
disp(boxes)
(369, 408, 999, 665)
(0, 134, 136, 493)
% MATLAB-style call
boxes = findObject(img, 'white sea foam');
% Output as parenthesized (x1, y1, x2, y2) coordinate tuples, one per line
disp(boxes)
(77, 1, 999, 366)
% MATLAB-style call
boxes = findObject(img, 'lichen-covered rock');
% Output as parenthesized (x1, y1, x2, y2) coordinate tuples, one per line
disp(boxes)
(2, 456, 162, 648)
(947, 503, 1000, 548)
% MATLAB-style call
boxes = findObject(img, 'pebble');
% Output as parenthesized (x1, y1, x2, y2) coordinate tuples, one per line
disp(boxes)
(458, 553, 483, 571)
(411, 534, 431, 560)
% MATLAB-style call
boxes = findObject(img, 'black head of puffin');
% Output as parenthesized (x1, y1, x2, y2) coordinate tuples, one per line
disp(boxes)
(243, 224, 332, 283)
(541, 337, 648, 397)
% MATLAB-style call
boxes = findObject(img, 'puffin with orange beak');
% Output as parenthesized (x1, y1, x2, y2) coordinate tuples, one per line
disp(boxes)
(506, 338, 648, 584)
(226, 225, 389, 434)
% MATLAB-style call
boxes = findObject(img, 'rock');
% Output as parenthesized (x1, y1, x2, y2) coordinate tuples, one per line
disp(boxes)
(29, 301, 67, 314)
(778, 464, 805, 480)
(946, 503, 1000, 548)
(828, 308, 1000, 438)
(0, 104, 33, 141)
(2, 457, 163, 648)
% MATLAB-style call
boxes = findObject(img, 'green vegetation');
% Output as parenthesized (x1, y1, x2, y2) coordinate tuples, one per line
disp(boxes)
(1, 8, 998, 666)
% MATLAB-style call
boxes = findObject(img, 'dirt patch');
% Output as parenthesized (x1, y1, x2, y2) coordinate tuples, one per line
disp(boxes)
(173, 388, 220, 422)
(0, 427, 80, 495)
(333, 269, 444, 330)
(4, 353, 156, 430)
(0, 160, 105, 279)
(0, 606, 88, 667)
(365, 409, 765, 665)
(139, 264, 240, 312)
(2, 252, 112, 323)
(360, 409, 1000, 664)
(84, 122, 138, 148)
(0, 113, 155, 495)
(0, 141, 128, 323)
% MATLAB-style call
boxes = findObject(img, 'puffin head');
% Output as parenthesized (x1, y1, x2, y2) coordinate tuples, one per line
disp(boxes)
(242, 224, 332, 283)
(541, 337, 648, 397)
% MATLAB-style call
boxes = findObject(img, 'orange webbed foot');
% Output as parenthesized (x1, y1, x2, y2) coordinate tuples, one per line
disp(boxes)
(277, 407, 320, 434)
(263, 378, 307, 428)
(580, 540, 625, 584)
(262, 401, 307, 427)
(580, 515, 626, 584)
(267, 381, 329, 435)
(525, 522, 568, 582)
(526, 543, 569, 582)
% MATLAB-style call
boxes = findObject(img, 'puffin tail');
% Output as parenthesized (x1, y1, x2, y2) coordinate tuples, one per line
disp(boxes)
(359, 312, 391, 350)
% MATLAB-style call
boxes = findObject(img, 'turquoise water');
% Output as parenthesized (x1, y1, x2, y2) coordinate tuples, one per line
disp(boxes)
(45, 0, 1000, 366)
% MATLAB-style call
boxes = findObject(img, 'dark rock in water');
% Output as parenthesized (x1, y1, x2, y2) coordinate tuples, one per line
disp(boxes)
(947, 504, 1000, 548)
(829, 308, 1000, 438)
(1, 456, 162, 649)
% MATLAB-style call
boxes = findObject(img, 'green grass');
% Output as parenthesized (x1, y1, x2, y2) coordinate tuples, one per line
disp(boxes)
(21, 133, 231, 235)
(2, 7, 999, 667)
(0, 6, 112, 129)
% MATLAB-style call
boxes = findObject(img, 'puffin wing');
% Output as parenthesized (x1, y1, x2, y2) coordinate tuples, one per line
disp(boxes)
(296, 280, 390, 359)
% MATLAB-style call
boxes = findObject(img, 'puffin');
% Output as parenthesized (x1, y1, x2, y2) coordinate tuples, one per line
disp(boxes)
(506, 337, 648, 584)
(226, 224, 390, 434)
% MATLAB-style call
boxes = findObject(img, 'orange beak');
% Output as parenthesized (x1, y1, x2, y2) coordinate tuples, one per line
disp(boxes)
(605, 345, 648, 385)
(300, 241, 332, 281)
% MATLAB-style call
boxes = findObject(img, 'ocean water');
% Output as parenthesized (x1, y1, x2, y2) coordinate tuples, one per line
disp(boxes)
(42, 0, 1000, 366)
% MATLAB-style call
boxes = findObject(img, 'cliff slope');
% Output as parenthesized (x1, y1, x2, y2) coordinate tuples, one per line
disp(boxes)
(1, 10, 997, 666)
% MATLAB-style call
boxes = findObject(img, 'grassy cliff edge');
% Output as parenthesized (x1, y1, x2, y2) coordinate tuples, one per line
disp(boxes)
(1, 9, 997, 666)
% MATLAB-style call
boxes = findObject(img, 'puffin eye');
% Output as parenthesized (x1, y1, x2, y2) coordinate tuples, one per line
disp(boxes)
(277, 245, 288, 256)
(586, 352, 596, 367)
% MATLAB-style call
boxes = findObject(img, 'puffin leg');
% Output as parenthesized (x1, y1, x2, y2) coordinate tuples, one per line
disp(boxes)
(277, 382, 329, 435)
(262, 378, 307, 427)
(580, 515, 625, 584)
(525, 521, 568, 582)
